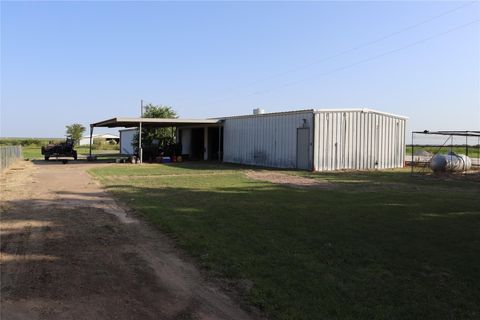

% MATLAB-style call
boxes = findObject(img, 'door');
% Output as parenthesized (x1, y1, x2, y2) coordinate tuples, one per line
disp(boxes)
(190, 128, 205, 160)
(297, 128, 310, 170)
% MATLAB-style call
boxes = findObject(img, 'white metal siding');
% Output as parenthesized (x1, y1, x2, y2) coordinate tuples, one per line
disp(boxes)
(179, 128, 192, 155)
(314, 110, 406, 171)
(223, 111, 314, 169)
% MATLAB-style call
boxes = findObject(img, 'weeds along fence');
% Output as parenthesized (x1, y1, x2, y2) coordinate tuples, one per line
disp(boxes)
(1, 145, 23, 171)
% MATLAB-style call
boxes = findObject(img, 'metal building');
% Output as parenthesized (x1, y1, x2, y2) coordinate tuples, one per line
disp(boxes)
(79, 133, 119, 146)
(90, 108, 407, 171)
(222, 110, 314, 169)
(221, 108, 407, 171)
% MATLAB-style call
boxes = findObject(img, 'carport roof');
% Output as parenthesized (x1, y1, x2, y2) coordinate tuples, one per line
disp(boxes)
(412, 130, 480, 137)
(91, 117, 222, 128)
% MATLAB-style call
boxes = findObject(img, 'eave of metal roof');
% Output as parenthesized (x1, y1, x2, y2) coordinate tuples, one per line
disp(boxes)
(91, 117, 222, 128)
(216, 108, 408, 120)
(313, 108, 409, 120)
(92, 108, 407, 127)
(216, 109, 315, 120)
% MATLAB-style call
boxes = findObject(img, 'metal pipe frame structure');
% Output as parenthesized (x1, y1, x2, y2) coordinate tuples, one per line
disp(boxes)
(410, 130, 480, 175)
(89, 125, 94, 157)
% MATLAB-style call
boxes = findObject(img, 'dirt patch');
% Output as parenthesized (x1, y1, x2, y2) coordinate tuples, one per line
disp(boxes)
(1, 161, 256, 320)
(245, 170, 334, 189)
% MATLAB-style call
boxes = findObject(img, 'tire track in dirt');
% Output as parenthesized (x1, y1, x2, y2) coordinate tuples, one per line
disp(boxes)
(1, 161, 257, 320)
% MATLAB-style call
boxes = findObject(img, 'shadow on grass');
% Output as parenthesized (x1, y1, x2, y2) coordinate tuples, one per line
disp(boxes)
(92, 171, 480, 320)
(31, 159, 119, 166)
(6, 156, 479, 320)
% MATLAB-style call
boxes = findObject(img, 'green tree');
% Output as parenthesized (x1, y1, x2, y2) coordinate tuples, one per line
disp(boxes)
(133, 104, 178, 151)
(65, 123, 86, 145)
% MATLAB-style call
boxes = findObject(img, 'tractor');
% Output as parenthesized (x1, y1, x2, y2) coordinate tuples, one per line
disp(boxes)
(41, 137, 78, 161)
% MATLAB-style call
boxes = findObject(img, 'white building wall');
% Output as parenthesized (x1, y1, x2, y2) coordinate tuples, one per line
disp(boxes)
(119, 129, 137, 155)
(223, 111, 314, 169)
(314, 110, 406, 171)
(79, 134, 119, 146)
(179, 128, 192, 155)
(222, 109, 406, 171)
(79, 137, 91, 146)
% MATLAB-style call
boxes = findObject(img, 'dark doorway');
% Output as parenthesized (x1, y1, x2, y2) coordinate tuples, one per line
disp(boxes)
(208, 127, 223, 161)
(190, 128, 204, 160)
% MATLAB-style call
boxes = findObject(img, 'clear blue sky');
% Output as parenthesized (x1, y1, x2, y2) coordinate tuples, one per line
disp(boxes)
(1, 1, 479, 138)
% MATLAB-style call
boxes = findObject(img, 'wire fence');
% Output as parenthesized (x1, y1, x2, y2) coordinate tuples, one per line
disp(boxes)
(1, 145, 23, 172)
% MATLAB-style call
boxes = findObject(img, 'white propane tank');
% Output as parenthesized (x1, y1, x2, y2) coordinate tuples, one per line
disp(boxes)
(430, 152, 472, 172)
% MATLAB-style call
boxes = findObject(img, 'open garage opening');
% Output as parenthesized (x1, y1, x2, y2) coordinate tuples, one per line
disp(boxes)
(178, 126, 223, 161)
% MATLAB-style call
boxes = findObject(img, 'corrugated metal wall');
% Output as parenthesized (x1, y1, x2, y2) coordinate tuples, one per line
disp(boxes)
(314, 111, 406, 171)
(223, 111, 313, 168)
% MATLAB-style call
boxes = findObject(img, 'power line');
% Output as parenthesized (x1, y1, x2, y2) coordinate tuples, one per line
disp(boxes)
(202, 18, 479, 106)
(253, 19, 480, 96)
(179, 1, 478, 107)
(240, 0, 478, 87)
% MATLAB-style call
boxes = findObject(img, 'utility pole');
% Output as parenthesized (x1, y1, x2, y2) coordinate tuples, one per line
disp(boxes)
(139, 99, 143, 163)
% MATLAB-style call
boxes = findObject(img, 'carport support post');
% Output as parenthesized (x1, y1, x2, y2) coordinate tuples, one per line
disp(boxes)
(139, 122, 143, 163)
(89, 125, 94, 157)
(218, 126, 221, 162)
(411, 132, 414, 175)
(203, 127, 208, 160)
(466, 134, 469, 156)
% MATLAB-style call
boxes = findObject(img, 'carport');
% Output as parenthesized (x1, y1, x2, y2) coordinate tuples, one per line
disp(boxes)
(89, 117, 223, 163)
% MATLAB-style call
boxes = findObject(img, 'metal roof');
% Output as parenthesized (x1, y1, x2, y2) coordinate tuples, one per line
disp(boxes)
(313, 108, 408, 120)
(218, 109, 314, 120)
(218, 108, 408, 120)
(91, 117, 222, 128)
(92, 108, 407, 128)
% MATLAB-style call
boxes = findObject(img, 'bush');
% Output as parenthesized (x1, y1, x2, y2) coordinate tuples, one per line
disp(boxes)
(90, 139, 119, 150)
(0, 138, 64, 147)
(92, 139, 103, 149)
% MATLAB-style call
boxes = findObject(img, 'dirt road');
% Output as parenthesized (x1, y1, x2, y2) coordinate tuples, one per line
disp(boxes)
(1, 161, 255, 320)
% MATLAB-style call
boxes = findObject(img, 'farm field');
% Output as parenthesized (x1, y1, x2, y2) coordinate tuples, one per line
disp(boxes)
(4, 138, 480, 160)
(0, 138, 119, 159)
(406, 145, 480, 158)
(90, 163, 480, 320)
(21, 146, 119, 160)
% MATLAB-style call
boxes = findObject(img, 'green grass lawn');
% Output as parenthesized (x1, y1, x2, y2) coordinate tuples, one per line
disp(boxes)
(21, 146, 42, 159)
(90, 163, 480, 320)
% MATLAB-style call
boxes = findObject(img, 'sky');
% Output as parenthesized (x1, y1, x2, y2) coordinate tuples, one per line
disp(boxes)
(1, 1, 479, 138)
